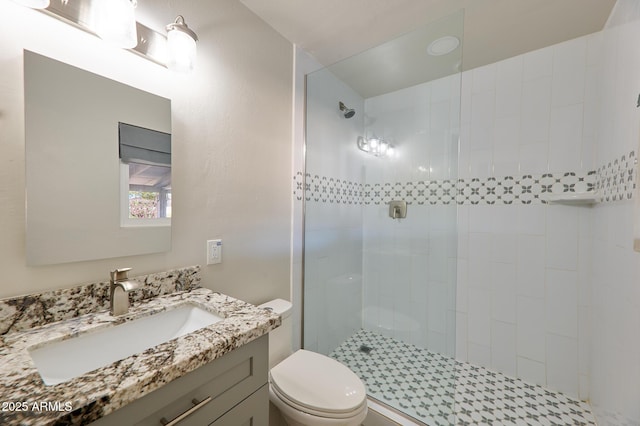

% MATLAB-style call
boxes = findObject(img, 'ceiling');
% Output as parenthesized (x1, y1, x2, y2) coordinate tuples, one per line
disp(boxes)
(238, 0, 616, 71)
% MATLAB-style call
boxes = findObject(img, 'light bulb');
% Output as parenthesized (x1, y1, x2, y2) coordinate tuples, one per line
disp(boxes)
(93, 0, 138, 49)
(166, 16, 198, 73)
(387, 146, 395, 157)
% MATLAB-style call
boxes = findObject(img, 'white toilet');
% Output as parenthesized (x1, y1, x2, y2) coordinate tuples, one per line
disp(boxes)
(259, 299, 368, 426)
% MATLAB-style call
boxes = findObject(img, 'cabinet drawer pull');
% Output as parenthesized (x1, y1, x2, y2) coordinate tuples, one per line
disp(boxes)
(160, 396, 212, 426)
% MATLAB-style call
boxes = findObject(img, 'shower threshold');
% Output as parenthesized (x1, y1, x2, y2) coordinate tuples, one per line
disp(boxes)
(330, 329, 596, 426)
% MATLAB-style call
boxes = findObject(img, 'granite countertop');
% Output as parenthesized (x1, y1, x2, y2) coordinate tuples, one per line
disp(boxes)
(0, 287, 281, 425)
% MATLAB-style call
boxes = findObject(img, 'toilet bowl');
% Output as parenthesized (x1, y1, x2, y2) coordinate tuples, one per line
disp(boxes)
(259, 300, 368, 426)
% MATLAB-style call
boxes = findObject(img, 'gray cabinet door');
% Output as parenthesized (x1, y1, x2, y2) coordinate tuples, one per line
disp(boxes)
(210, 385, 269, 426)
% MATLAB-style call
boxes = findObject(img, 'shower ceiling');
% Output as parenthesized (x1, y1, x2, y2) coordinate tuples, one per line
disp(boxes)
(240, 0, 616, 88)
(322, 11, 464, 98)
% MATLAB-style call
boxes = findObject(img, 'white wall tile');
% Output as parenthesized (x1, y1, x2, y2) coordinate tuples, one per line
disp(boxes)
(517, 204, 546, 236)
(456, 258, 469, 312)
(519, 143, 548, 174)
(546, 333, 579, 398)
(517, 357, 546, 386)
(470, 90, 496, 152)
(468, 287, 491, 345)
(548, 104, 584, 173)
(546, 205, 579, 241)
(551, 37, 587, 107)
(578, 305, 590, 376)
(493, 145, 520, 176)
(456, 312, 468, 361)
(517, 235, 546, 298)
(517, 296, 546, 362)
(494, 115, 521, 150)
(491, 233, 517, 264)
(491, 320, 517, 376)
(520, 77, 552, 145)
(468, 342, 491, 367)
(468, 258, 492, 291)
(495, 56, 523, 119)
(428, 281, 448, 333)
(468, 149, 493, 178)
(491, 263, 517, 323)
(545, 269, 578, 338)
(490, 206, 519, 234)
(579, 374, 590, 401)
(468, 207, 494, 233)
(546, 232, 578, 271)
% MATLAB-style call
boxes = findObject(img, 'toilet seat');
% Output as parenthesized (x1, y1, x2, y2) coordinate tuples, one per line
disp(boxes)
(270, 378, 367, 419)
(269, 350, 367, 418)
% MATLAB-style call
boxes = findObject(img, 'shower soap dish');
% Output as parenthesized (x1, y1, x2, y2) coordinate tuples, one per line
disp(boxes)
(541, 191, 600, 206)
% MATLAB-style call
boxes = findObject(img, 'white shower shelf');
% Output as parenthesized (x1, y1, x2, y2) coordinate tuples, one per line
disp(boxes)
(541, 191, 600, 206)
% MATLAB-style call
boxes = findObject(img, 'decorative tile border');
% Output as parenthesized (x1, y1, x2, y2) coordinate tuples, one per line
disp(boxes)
(595, 150, 636, 202)
(294, 171, 362, 204)
(367, 172, 595, 206)
(295, 172, 596, 205)
(295, 150, 638, 206)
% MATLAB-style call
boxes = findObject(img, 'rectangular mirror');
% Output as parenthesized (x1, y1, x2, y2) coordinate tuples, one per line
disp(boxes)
(25, 50, 172, 266)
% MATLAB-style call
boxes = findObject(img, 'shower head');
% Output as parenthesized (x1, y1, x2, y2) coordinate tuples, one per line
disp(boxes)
(339, 101, 356, 119)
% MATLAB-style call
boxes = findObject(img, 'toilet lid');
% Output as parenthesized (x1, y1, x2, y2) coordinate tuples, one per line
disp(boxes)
(270, 350, 367, 415)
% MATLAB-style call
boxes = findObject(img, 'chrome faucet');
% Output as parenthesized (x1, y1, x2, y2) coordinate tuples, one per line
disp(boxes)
(109, 268, 142, 316)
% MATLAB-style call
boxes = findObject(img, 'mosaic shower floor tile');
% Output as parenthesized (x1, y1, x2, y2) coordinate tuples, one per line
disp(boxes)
(329, 330, 596, 426)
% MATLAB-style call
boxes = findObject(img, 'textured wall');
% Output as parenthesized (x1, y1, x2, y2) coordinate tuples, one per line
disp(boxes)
(0, 0, 292, 307)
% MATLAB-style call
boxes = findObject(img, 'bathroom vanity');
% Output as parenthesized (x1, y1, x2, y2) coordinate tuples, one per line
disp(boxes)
(0, 266, 280, 426)
(91, 335, 269, 426)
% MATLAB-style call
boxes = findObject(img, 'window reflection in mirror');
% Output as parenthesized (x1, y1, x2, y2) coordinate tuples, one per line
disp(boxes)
(127, 163, 172, 219)
(118, 122, 171, 226)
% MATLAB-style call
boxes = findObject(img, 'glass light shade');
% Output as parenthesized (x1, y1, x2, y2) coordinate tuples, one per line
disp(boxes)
(11, 0, 50, 8)
(357, 136, 394, 158)
(93, 0, 138, 49)
(166, 28, 197, 72)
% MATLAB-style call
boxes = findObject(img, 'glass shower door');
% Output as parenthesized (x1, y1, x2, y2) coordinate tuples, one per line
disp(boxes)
(303, 10, 463, 425)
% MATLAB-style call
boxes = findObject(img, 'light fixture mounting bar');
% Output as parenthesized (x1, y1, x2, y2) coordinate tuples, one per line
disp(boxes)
(39, 0, 167, 66)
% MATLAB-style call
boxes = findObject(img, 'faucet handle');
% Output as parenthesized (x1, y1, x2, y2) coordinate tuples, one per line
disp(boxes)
(110, 268, 132, 281)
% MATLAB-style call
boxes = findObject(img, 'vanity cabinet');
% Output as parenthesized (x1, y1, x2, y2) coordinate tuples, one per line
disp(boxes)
(90, 335, 268, 426)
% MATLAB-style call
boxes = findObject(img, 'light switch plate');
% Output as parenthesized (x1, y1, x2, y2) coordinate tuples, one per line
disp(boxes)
(206, 239, 222, 265)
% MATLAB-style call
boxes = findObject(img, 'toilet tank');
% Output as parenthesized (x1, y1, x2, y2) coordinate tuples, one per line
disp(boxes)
(258, 299, 293, 367)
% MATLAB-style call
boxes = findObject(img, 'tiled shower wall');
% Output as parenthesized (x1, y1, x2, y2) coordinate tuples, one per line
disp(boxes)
(360, 75, 460, 356)
(590, 2, 640, 424)
(455, 33, 602, 400)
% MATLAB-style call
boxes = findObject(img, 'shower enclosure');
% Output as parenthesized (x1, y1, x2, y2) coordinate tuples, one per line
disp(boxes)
(303, 11, 463, 425)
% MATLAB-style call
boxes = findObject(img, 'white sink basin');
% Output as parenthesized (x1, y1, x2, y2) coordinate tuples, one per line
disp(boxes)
(29, 304, 224, 385)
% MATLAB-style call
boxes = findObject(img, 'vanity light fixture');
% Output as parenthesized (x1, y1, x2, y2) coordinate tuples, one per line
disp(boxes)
(93, 0, 139, 49)
(357, 136, 395, 158)
(10, 0, 49, 9)
(165, 15, 198, 73)
(12, 0, 198, 70)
